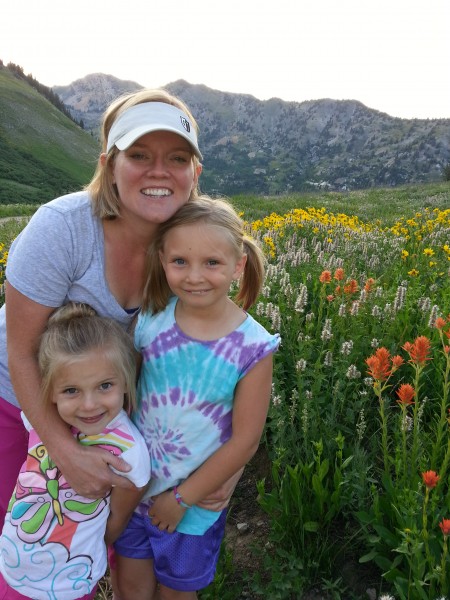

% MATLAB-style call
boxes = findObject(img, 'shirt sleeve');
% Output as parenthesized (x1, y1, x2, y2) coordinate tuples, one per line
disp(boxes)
(6, 205, 80, 307)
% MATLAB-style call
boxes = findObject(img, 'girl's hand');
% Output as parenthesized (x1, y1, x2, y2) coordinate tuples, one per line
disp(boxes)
(148, 490, 185, 533)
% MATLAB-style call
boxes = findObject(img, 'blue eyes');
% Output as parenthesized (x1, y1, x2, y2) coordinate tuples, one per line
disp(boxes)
(63, 387, 78, 395)
(62, 382, 113, 395)
(129, 153, 189, 163)
(171, 259, 219, 267)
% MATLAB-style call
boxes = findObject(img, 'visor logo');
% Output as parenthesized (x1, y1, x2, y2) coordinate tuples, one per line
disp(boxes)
(180, 116, 191, 133)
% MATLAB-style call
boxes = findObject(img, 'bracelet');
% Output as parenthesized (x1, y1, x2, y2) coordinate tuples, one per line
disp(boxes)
(173, 486, 192, 509)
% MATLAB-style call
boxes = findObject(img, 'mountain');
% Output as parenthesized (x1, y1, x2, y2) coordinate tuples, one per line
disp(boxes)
(54, 74, 450, 194)
(53, 73, 143, 131)
(0, 64, 99, 204)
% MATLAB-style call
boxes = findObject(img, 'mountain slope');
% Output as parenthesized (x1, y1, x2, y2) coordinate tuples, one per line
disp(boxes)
(55, 74, 450, 194)
(0, 65, 99, 204)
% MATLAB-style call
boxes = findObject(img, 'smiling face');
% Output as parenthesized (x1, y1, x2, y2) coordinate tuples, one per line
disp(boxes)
(51, 348, 126, 435)
(159, 223, 247, 311)
(111, 130, 202, 226)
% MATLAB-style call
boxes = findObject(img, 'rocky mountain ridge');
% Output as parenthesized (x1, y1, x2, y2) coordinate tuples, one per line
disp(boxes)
(54, 74, 450, 194)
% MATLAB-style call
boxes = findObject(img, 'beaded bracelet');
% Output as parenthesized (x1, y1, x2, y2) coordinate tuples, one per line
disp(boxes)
(173, 486, 192, 509)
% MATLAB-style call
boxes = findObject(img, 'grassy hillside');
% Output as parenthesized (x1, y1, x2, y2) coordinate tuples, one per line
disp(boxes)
(0, 66, 100, 204)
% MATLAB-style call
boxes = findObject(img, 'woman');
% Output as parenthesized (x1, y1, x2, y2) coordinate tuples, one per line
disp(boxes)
(0, 89, 236, 528)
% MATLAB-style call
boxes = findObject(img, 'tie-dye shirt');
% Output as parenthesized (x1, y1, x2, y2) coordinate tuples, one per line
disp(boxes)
(133, 296, 280, 534)
(0, 410, 150, 600)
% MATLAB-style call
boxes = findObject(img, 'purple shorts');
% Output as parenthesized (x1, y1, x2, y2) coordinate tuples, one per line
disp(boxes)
(113, 509, 227, 591)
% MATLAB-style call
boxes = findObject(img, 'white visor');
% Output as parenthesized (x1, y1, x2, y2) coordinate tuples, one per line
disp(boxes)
(106, 102, 202, 159)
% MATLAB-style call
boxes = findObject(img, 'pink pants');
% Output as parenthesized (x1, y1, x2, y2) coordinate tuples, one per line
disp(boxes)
(0, 572, 98, 599)
(0, 398, 28, 530)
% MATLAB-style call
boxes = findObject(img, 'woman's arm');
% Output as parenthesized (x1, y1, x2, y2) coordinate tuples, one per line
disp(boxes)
(6, 283, 134, 497)
(148, 354, 273, 531)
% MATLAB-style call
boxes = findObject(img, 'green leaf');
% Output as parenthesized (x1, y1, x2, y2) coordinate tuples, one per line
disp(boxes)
(303, 521, 319, 532)
(359, 550, 378, 563)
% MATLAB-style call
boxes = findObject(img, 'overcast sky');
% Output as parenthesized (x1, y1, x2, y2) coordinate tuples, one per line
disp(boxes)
(1, 0, 449, 119)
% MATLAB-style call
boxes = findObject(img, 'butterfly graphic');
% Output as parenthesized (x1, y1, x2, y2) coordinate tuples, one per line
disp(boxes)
(8, 443, 107, 546)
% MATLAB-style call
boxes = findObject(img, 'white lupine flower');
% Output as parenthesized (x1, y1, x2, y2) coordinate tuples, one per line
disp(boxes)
(393, 285, 407, 312)
(346, 365, 361, 379)
(356, 409, 367, 440)
(372, 305, 382, 318)
(418, 396, 428, 424)
(305, 390, 313, 399)
(350, 300, 360, 316)
(340, 341, 354, 356)
(272, 395, 282, 407)
(295, 284, 308, 313)
(418, 296, 431, 312)
(428, 305, 440, 328)
(402, 414, 413, 432)
(296, 359, 307, 372)
(324, 351, 333, 367)
(371, 338, 379, 348)
(321, 319, 333, 341)
(305, 312, 315, 323)
(271, 307, 281, 331)
(338, 304, 346, 317)
(256, 302, 265, 317)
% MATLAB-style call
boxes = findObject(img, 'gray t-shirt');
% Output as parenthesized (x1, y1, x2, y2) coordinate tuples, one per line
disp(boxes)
(0, 192, 136, 407)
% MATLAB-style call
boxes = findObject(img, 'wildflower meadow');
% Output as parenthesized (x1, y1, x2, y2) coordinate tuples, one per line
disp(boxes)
(0, 183, 449, 599)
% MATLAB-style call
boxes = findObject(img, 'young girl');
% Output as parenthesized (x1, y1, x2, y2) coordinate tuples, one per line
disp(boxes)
(113, 197, 280, 599)
(0, 303, 150, 600)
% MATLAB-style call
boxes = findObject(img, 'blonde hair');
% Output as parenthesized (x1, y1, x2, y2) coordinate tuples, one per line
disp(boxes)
(142, 196, 266, 314)
(86, 88, 202, 218)
(39, 303, 136, 414)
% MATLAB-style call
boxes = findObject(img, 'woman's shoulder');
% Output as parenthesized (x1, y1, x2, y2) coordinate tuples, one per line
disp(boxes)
(42, 191, 94, 218)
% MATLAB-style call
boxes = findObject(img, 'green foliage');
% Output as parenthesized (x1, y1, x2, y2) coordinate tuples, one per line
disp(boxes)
(256, 435, 355, 584)
(245, 547, 307, 599)
(1, 182, 450, 599)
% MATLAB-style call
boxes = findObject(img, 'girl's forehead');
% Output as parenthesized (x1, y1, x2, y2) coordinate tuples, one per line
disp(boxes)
(164, 222, 231, 244)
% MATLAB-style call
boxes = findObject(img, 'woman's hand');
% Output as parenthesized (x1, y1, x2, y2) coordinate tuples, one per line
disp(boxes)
(196, 467, 244, 511)
(56, 441, 135, 498)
